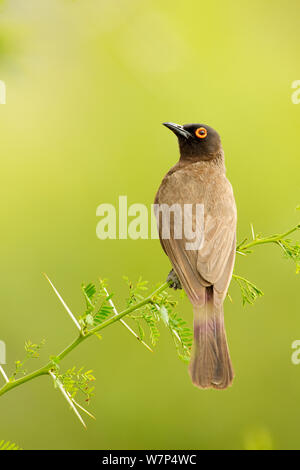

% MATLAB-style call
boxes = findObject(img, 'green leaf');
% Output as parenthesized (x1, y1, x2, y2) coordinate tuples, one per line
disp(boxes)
(85, 314, 94, 326)
(80, 279, 114, 329)
(57, 366, 96, 405)
(159, 305, 169, 326)
(0, 440, 22, 450)
(11, 339, 46, 380)
(233, 275, 264, 306)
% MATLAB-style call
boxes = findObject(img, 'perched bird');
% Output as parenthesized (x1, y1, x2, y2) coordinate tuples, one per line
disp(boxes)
(154, 122, 237, 389)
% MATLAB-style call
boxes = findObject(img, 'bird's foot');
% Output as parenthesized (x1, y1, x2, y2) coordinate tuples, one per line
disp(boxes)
(167, 269, 182, 290)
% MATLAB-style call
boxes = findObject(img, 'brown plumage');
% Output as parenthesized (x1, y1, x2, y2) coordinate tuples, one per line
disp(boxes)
(154, 122, 237, 389)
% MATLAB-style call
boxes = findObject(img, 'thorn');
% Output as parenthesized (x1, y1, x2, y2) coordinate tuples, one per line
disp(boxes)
(250, 223, 255, 240)
(43, 273, 81, 332)
(70, 396, 96, 420)
(172, 329, 181, 343)
(0, 366, 9, 383)
(103, 287, 153, 353)
(49, 371, 87, 429)
(236, 250, 247, 256)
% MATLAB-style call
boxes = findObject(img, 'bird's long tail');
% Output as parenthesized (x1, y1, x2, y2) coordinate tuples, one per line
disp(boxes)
(188, 287, 234, 389)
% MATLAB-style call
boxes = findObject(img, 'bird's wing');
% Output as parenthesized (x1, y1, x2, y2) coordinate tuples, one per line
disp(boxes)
(155, 165, 236, 304)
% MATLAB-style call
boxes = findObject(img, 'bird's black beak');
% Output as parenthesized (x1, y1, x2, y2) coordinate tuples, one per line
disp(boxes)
(163, 122, 191, 140)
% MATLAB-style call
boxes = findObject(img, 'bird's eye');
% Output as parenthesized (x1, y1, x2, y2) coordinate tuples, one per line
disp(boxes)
(195, 127, 207, 139)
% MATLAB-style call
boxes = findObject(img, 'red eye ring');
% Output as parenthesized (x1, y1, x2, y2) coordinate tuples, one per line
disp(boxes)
(195, 127, 207, 139)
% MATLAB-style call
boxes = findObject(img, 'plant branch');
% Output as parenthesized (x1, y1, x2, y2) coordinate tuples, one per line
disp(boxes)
(237, 224, 300, 253)
(0, 220, 299, 426)
(0, 281, 170, 399)
(103, 287, 153, 352)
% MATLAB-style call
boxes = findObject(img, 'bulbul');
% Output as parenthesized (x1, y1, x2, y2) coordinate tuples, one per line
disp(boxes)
(154, 122, 237, 389)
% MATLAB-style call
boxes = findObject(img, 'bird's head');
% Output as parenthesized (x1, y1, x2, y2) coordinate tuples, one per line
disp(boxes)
(163, 122, 222, 161)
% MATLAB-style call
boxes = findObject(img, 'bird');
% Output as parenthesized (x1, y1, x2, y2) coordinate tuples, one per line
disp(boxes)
(154, 122, 237, 389)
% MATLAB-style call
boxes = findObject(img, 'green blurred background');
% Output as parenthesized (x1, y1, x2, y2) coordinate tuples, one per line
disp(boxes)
(0, 0, 300, 450)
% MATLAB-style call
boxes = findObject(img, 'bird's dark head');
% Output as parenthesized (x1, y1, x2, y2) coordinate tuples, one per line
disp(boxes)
(163, 122, 222, 161)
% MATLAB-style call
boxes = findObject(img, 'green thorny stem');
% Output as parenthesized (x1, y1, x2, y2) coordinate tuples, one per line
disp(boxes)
(0, 221, 299, 425)
(236, 224, 300, 254)
(0, 281, 170, 399)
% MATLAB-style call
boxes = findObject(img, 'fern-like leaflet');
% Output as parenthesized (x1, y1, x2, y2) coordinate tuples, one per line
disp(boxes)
(0, 440, 22, 450)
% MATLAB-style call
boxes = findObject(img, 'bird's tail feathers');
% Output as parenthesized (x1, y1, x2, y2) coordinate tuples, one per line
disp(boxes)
(189, 288, 234, 390)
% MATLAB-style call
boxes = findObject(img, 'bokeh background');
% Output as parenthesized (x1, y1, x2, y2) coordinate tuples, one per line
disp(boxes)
(0, 0, 300, 450)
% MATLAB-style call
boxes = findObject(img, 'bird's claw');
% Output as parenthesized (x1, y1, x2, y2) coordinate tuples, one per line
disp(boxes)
(167, 269, 182, 290)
